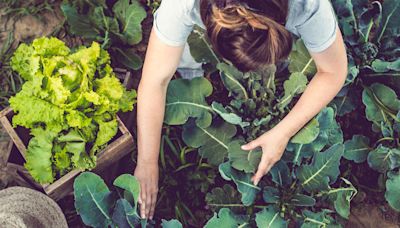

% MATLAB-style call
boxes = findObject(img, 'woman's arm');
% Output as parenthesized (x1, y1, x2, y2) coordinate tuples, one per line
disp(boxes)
(242, 26, 348, 185)
(135, 27, 184, 219)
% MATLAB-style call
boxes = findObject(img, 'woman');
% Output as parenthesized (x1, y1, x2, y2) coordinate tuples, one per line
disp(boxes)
(134, 0, 348, 220)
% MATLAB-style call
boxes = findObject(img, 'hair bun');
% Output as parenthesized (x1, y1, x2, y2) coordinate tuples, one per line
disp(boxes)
(201, 0, 293, 72)
(215, 0, 240, 9)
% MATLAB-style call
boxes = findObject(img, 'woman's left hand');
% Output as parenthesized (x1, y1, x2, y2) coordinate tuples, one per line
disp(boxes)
(241, 127, 290, 186)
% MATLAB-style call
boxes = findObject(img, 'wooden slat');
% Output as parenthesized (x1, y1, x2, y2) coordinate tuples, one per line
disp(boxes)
(0, 115, 27, 158)
(117, 115, 130, 135)
(0, 107, 12, 118)
(45, 170, 81, 201)
(95, 133, 134, 169)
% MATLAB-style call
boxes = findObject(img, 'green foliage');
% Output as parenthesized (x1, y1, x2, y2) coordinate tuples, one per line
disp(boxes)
(9, 37, 136, 183)
(297, 144, 344, 193)
(343, 135, 371, 163)
(255, 205, 287, 228)
(74, 172, 142, 228)
(385, 171, 400, 212)
(61, 0, 146, 70)
(204, 208, 248, 228)
(182, 119, 236, 166)
(164, 77, 213, 128)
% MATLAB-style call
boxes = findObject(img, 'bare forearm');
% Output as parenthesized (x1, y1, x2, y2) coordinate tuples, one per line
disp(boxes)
(275, 71, 346, 138)
(136, 82, 167, 164)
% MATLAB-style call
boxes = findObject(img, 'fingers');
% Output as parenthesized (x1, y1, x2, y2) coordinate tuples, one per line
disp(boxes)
(241, 138, 261, 151)
(252, 153, 276, 186)
(149, 192, 157, 220)
(145, 192, 152, 219)
(140, 188, 146, 219)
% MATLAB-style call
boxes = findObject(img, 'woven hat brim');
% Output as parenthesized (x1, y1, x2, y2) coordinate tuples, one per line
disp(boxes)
(0, 187, 68, 228)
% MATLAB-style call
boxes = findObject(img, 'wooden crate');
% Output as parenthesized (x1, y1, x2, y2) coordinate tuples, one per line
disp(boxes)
(0, 107, 134, 201)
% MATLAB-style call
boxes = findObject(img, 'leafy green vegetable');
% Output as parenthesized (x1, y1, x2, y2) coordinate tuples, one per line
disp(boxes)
(343, 135, 371, 163)
(74, 172, 142, 228)
(219, 162, 261, 206)
(9, 37, 136, 183)
(228, 140, 262, 173)
(182, 119, 236, 166)
(297, 144, 344, 192)
(205, 184, 244, 213)
(204, 208, 248, 228)
(385, 171, 400, 212)
(255, 205, 288, 228)
(165, 78, 213, 128)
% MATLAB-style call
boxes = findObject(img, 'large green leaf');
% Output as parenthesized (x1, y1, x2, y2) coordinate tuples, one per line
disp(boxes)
(165, 78, 213, 128)
(112, 0, 146, 45)
(255, 205, 287, 228)
(343, 135, 371, 163)
(182, 119, 236, 166)
(24, 129, 58, 184)
(113, 174, 140, 211)
(362, 83, 400, 124)
(212, 102, 250, 128)
(161, 219, 183, 228)
(204, 208, 248, 228)
(301, 210, 340, 228)
(291, 118, 319, 144)
(112, 199, 140, 228)
(61, 4, 100, 40)
(371, 59, 400, 73)
(217, 63, 249, 100)
(262, 186, 280, 204)
(290, 108, 343, 165)
(206, 184, 244, 214)
(228, 140, 262, 173)
(330, 87, 357, 116)
(219, 162, 261, 206)
(367, 145, 400, 173)
(270, 161, 292, 187)
(297, 144, 344, 192)
(288, 40, 317, 77)
(278, 72, 308, 110)
(74, 172, 114, 228)
(188, 26, 219, 65)
(320, 178, 357, 219)
(385, 171, 400, 212)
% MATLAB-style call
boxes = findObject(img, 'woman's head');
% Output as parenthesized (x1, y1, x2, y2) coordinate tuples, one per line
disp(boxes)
(200, 0, 292, 72)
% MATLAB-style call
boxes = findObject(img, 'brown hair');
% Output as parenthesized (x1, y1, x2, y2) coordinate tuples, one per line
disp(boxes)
(200, 0, 293, 72)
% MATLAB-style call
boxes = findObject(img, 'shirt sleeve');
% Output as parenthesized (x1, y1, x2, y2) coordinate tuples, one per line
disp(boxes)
(295, 0, 338, 53)
(153, 0, 194, 46)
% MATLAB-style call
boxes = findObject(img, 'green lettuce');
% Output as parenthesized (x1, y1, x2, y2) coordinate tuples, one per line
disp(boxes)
(9, 37, 136, 184)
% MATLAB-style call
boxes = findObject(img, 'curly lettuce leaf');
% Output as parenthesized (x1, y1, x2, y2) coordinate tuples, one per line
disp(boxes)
(92, 118, 118, 155)
(32, 37, 70, 57)
(66, 110, 92, 129)
(53, 144, 72, 175)
(10, 43, 38, 81)
(25, 128, 58, 184)
(10, 92, 65, 132)
(69, 42, 101, 80)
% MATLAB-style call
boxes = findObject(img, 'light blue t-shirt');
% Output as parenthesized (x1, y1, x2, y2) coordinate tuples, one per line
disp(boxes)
(153, 0, 338, 53)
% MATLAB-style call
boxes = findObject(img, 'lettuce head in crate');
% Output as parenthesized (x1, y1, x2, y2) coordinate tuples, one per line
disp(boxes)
(8, 37, 136, 184)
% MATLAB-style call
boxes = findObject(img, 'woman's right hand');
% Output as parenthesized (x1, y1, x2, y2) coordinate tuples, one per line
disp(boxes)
(134, 161, 159, 220)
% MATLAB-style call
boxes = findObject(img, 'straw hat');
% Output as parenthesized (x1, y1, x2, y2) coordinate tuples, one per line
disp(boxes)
(0, 187, 68, 228)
